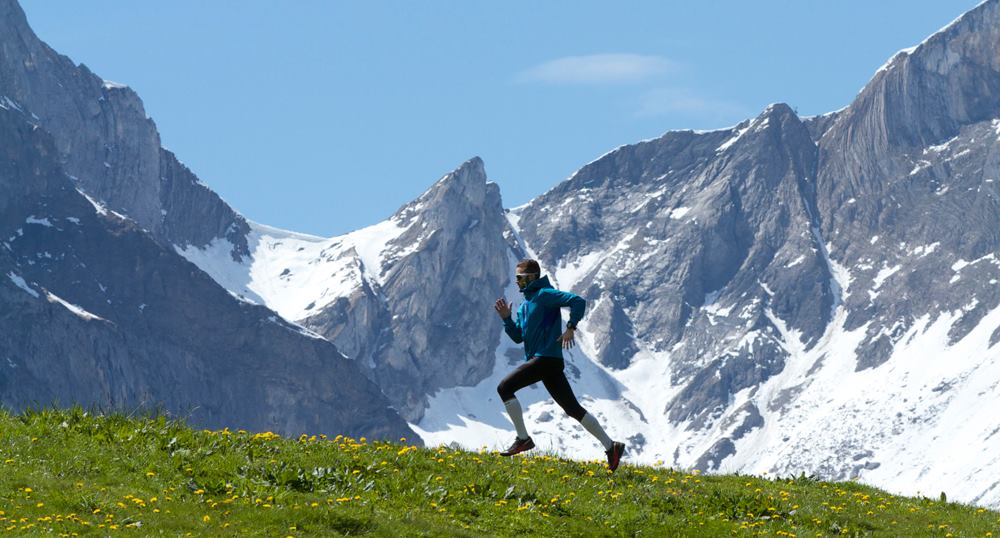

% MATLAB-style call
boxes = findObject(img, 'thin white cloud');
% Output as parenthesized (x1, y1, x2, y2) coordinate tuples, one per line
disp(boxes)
(517, 53, 673, 85)
(635, 88, 749, 119)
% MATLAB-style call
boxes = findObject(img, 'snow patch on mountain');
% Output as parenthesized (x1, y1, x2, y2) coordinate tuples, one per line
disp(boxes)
(76, 189, 109, 216)
(46, 291, 105, 321)
(745, 303, 1000, 506)
(870, 264, 902, 300)
(0, 95, 22, 112)
(25, 216, 53, 227)
(6, 271, 39, 298)
(175, 215, 417, 324)
(785, 255, 806, 268)
(669, 207, 691, 219)
(716, 121, 753, 152)
(553, 251, 602, 293)
(101, 80, 128, 90)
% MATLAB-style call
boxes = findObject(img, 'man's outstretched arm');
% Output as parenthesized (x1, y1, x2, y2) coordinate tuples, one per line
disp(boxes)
(495, 297, 523, 343)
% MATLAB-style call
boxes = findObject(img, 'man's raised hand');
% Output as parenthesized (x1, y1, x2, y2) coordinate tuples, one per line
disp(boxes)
(494, 298, 512, 319)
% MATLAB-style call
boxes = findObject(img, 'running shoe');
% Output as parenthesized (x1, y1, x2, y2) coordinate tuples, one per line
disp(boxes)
(606, 441, 626, 471)
(499, 436, 535, 456)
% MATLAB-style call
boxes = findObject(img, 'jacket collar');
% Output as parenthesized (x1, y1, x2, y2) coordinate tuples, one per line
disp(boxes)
(520, 275, 552, 297)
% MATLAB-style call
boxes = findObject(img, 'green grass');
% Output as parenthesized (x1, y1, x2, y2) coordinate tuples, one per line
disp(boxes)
(0, 408, 997, 537)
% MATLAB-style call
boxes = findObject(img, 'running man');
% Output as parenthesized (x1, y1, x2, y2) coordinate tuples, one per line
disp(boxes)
(493, 258, 626, 471)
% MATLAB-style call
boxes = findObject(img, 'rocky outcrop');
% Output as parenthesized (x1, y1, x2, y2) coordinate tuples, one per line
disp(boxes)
(302, 158, 514, 421)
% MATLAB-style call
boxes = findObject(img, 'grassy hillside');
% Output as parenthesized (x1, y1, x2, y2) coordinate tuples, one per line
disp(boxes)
(0, 408, 997, 537)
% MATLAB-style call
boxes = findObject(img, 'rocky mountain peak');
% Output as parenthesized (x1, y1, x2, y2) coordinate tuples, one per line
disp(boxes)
(0, 0, 250, 259)
(453, 155, 486, 178)
(822, 0, 1000, 168)
(759, 102, 795, 119)
(392, 156, 491, 226)
(715, 104, 815, 178)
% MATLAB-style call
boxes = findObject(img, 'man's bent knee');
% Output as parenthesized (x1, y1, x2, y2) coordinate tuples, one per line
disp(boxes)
(564, 405, 587, 422)
(497, 382, 515, 402)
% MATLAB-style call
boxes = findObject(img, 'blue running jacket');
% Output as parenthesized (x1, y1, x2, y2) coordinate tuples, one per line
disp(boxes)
(502, 275, 586, 360)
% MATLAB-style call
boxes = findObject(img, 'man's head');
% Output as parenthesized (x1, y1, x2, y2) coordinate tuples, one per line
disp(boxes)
(515, 259, 541, 290)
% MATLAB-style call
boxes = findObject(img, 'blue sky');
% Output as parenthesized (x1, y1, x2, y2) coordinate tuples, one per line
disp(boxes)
(21, 1, 981, 237)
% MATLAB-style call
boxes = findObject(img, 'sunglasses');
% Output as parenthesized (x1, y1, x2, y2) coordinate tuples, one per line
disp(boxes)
(515, 273, 538, 281)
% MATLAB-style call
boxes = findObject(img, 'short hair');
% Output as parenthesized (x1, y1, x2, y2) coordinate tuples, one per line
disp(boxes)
(516, 259, 541, 274)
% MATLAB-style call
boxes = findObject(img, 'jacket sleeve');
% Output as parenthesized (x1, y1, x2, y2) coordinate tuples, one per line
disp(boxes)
(502, 311, 523, 343)
(537, 289, 586, 326)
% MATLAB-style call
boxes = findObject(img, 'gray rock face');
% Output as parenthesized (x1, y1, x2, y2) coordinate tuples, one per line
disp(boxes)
(0, 0, 249, 258)
(515, 103, 833, 428)
(303, 158, 514, 421)
(814, 0, 1000, 372)
(0, 91, 413, 442)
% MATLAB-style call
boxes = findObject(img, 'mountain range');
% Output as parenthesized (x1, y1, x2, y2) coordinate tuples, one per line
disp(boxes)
(2, 0, 999, 508)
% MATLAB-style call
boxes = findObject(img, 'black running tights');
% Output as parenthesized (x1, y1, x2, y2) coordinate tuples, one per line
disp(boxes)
(497, 356, 587, 421)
